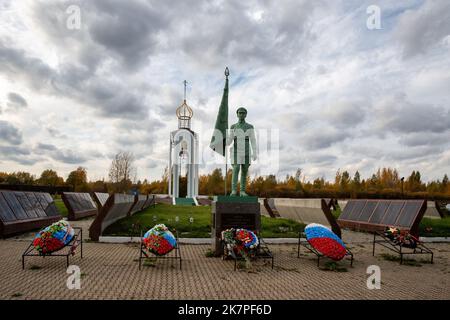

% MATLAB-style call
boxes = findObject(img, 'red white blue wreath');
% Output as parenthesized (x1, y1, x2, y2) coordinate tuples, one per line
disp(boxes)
(304, 223, 347, 261)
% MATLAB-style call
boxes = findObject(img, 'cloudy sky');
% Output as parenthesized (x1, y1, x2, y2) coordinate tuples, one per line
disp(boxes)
(0, 0, 449, 183)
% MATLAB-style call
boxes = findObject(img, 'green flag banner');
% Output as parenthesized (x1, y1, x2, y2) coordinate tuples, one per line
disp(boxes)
(209, 68, 229, 156)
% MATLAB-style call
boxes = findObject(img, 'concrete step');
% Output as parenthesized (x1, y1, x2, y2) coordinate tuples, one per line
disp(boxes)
(175, 197, 196, 206)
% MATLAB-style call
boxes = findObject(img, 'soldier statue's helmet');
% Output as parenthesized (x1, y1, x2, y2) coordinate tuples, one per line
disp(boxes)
(236, 107, 247, 114)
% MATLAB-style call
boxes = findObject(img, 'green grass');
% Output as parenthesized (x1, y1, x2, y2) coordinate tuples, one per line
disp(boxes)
(102, 203, 450, 238)
(104, 203, 211, 238)
(103, 203, 305, 238)
(204, 249, 215, 257)
(260, 216, 304, 238)
(53, 198, 68, 217)
(419, 217, 450, 237)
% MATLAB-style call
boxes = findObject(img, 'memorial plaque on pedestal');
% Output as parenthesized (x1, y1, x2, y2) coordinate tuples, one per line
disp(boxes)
(211, 196, 260, 256)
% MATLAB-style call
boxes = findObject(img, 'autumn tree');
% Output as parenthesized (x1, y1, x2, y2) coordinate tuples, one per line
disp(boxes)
(205, 168, 224, 195)
(367, 173, 380, 191)
(6, 171, 35, 185)
(161, 166, 169, 194)
(442, 174, 449, 193)
(313, 177, 325, 190)
(0, 172, 8, 183)
(38, 169, 64, 186)
(380, 168, 400, 189)
(108, 152, 136, 193)
(406, 170, 424, 192)
(334, 169, 341, 190)
(340, 170, 350, 192)
(66, 167, 88, 192)
(89, 179, 108, 192)
(351, 171, 361, 190)
(248, 176, 265, 195)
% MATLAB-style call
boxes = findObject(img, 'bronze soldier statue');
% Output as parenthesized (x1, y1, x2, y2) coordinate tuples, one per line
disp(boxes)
(227, 107, 257, 196)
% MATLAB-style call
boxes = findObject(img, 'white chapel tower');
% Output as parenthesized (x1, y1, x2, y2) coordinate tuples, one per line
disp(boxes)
(168, 81, 199, 205)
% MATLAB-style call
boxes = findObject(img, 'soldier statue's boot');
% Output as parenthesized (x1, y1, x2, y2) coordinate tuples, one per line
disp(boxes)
(230, 164, 239, 196)
(240, 164, 249, 197)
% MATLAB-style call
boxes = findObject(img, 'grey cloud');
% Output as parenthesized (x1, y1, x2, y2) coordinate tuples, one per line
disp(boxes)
(386, 145, 443, 162)
(14, 158, 40, 165)
(340, 144, 377, 160)
(278, 111, 310, 131)
(324, 101, 366, 128)
(136, 156, 161, 171)
(307, 154, 337, 165)
(52, 150, 88, 164)
(0, 145, 30, 156)
(55, 64, 149, 119)
(395, 1, 450, 58)
(33, 0, 320, 70)
(399, 132, 449, 147)
(374, 95, 450, 134)
(36, 143, 57, 151)
(169, 0, 319, 67)
(31, 0, 169, 72)
(31, 0, 169, 71)
(34, 143, 89, 164)
(0, 145, 37, 165)
(0, 120, 23, 145)
(6, 92, 28, 109)
(303, 128, 349, 150)
(117, 117, 165, 134)
(46, 127, 68, 139)
(155, 90, 183, 119)
(31, 1, 83, 41)
(0, 41, 54, 91)
(88, 150, 104, 159)
(148, 162, 158, 169)
(30, 1, 106, 71)
(0, 41, 149, 120)
(111, 118, 165, 158)
(87, 0, 169, 69)
(277, 151, 336, 176)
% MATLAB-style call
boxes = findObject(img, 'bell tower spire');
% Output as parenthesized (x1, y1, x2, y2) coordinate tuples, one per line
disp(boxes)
(176, 80, 193, 129)
(183, 80, 187, 101)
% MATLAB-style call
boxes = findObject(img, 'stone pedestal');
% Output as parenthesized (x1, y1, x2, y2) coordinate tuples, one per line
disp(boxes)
(211, 196, 260, 256)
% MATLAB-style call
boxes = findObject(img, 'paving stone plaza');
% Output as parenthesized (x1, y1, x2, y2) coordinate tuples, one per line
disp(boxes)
(1, 220, 449, 300)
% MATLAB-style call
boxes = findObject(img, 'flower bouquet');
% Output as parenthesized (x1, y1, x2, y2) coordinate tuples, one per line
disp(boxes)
(221, 228, 259, 268)
(33, 220, 75, 254)
(384, 227, 418, 249)
(142, 224, 177, 256)
(304, 223, 347, 261)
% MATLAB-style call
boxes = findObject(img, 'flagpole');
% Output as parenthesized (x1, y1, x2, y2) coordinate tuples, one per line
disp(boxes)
(224, 67, 229, 196)
(225, 145, 227, 195)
